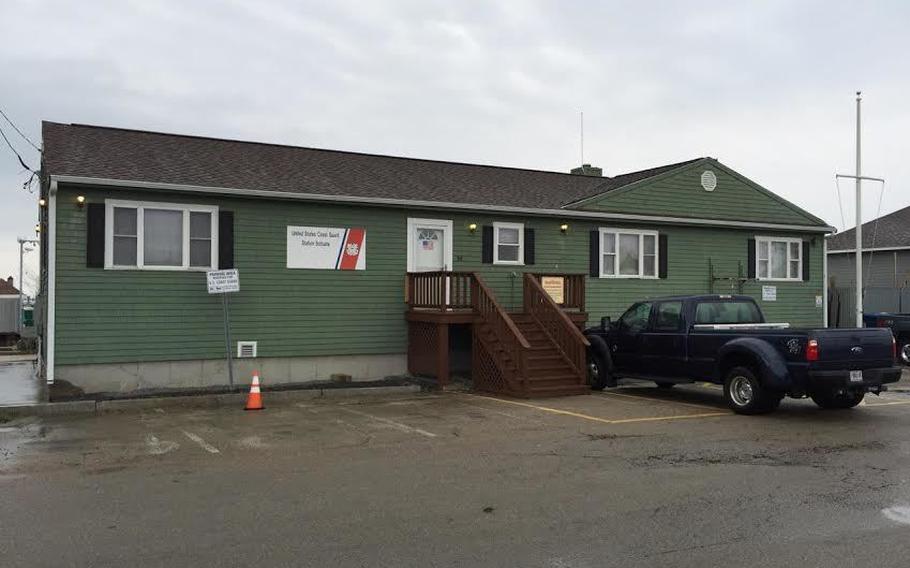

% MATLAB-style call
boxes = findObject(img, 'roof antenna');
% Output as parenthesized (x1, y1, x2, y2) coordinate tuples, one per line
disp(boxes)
(580, 111, 584, 167)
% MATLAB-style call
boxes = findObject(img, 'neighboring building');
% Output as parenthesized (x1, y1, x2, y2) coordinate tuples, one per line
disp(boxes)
(826, 205, 910, 325)
(0, 276, 21, 345)
(826, 205, 910, 288)
(38, 122, 833, 395)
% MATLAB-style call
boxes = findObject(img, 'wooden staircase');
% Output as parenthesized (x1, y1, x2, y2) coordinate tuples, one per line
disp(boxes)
(469, 273, 590, 398)
(406, 271, 590, 398)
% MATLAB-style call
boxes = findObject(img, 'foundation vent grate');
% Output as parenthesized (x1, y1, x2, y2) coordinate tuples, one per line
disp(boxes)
(237, 341, 258, 358)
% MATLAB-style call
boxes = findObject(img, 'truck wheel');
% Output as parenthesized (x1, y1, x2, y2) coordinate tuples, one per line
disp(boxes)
(723, 366, 778, 415)
(810, 389, 865, 409)
(899, 338, 910, 366)
(586, 335, 614, 391)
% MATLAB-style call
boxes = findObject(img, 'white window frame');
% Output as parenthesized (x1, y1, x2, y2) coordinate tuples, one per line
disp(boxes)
(598, 228, 659, 279)
(493, 221, 524, 265)
(755, 235, 802, 282)
(104, 199, 219, 271)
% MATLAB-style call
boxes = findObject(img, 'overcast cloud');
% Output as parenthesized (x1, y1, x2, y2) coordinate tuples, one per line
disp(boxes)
(1, 0, 908, 295)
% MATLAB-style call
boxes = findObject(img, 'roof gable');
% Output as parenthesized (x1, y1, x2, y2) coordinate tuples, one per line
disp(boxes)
(568, 158, 827, 227)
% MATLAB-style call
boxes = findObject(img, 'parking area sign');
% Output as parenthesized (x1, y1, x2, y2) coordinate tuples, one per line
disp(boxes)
(207, 269, 240, 294)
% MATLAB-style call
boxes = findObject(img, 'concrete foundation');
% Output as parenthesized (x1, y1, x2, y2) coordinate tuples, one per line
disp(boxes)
(54, 353, 408, 394)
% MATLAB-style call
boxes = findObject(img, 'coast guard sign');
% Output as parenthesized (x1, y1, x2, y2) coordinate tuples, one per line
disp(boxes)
(287, 226, 366, 270)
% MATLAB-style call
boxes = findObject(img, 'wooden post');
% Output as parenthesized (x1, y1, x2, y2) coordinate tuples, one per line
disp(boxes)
(436, 322, 449, 387)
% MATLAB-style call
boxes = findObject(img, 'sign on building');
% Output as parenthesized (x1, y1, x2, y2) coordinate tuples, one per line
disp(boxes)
(207, 269, 240, 294)
(762, 285, 777, 302)
(287, 226, 366, 270)
(540, 276, 565, 304)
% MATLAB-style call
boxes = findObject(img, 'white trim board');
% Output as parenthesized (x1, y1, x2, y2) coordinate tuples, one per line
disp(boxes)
(47, 181, 57, 384)
(826, 246, 910, 255)
(50, 175, 835, 233)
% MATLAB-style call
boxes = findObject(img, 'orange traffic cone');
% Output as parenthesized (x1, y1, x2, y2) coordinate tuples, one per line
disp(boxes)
(244, 371, 264, 411)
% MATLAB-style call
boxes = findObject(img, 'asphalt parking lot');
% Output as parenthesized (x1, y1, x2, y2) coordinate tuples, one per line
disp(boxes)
(4, 380, 910, 567)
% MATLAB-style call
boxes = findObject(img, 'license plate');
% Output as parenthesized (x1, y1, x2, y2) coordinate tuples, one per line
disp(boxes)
(850, 370, 863, 383)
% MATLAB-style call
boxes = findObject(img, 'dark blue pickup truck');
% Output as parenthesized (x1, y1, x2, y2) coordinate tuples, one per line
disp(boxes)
(863, 312, 910, 365)
(585, 295, 901, 414)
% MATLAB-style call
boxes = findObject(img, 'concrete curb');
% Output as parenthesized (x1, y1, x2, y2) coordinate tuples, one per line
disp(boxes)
(0, 384, 423, 419)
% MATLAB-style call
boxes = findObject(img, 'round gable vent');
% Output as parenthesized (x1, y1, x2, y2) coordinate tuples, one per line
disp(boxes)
(700, 170, 717, 192)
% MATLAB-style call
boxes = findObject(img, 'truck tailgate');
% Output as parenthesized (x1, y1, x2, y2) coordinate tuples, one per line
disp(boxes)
(811, 328, 894, 371)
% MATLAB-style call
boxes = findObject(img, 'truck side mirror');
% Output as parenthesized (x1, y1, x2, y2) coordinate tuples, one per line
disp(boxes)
(601, 316, 611, 330)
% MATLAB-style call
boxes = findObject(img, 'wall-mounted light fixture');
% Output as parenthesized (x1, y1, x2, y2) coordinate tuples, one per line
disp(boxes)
(38, 198, 47, 207)
(560, 223, 569, 234)
(76, 195, 86, 208)
(34, 224, 40, 234)
(468, 223, 478, 233)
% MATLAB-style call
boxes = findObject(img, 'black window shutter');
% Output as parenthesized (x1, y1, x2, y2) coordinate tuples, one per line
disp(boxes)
(218, 211, 234, 269)
(589, 230, 600, 277)
(481, 225, 494, 264)
(86, 203, 105, 268)
(802, 240, 810, 281)
(524, 227, 535, 265)
(658, 234, 668, 279)
(747, 238, 756, 279)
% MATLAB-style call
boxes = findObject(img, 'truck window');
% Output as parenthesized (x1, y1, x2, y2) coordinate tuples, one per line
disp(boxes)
(654, 301, 683, 331)
(618, 302, 653, 332)
(695, 301, 763, 324)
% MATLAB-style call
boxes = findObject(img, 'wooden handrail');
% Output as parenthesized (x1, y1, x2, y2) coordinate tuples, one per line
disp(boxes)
(523, 273, 589, 380)
(472, 273, 530, 349)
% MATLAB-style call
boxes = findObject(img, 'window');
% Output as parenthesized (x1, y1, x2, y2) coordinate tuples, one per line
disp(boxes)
(756, 236, 801, 281)
(654, 302, 683, 331)
(105, 200, 218, 270)
(493, 222, 523, 264)
(599, 228, 658, 278)
(618, 302, 653, 333)
(695, 301, 763, 325)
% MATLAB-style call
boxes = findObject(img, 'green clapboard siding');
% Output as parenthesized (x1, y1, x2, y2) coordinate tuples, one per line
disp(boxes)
(575, 159, 822, 227)
(53, 185, 825, 366)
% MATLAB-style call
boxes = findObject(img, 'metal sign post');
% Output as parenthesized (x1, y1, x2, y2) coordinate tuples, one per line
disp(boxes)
(222, 292, 234, 390)
(207, 269, 240, 390)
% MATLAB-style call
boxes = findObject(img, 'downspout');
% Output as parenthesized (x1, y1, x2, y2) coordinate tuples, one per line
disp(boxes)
(46, 179, 57, 384)
(823, 238, 828, 328)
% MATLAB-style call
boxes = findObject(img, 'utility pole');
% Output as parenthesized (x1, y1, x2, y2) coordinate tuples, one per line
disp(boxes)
(836, 92, 884, 328)
(854, 92, 863, 328)
(17, 237, 39, 333)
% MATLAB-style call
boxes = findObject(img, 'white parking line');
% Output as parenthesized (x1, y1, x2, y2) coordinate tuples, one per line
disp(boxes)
(339, 407, 438, 438)
(182, 430, 220, 454)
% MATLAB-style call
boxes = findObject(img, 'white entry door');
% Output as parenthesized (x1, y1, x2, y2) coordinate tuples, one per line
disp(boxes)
(407, 218, 453, 272)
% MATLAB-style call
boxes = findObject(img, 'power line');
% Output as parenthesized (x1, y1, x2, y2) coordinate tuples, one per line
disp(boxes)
(0, 108, 40, 152)
(0, 123, 35, 172)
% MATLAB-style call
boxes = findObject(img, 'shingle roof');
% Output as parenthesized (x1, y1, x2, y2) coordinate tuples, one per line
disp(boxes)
(827, 205, 910, 251)
(42, 122, 703, 210)
(0, 277, 19, 295)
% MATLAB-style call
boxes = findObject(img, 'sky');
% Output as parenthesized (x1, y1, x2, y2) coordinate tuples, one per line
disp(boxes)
(1, 0, 909, 296)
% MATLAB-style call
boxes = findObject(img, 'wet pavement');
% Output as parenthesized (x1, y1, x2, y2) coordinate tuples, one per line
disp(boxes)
(0, 357, 42, 406)
(3, 381, 910, 567)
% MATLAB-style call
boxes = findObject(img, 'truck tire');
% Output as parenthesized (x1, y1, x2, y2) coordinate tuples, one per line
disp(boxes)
(723, 366, 779, 415)
(810, 389, 865, 409)
(586, 335, 614, 391)
(899, 336, 910, 366)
